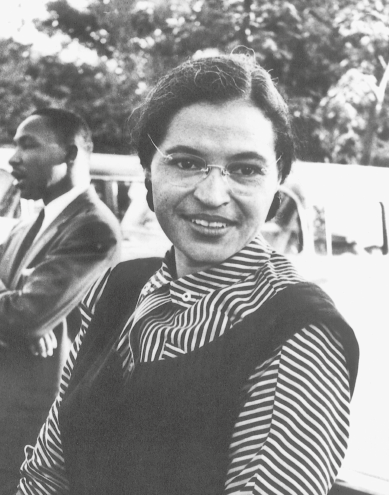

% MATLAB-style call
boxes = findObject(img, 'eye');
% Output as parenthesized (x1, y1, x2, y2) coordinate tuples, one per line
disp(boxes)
(18, 139, 39, 150)
(166, 154, 205, 171)
(21, 143, 38, 150)
(228, 163, 264, 177)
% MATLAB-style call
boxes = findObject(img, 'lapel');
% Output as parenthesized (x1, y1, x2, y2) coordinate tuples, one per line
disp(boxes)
(10, 189, 95, 289)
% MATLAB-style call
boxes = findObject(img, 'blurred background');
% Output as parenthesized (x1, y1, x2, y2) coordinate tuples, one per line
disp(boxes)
(1, 0, 389, 166)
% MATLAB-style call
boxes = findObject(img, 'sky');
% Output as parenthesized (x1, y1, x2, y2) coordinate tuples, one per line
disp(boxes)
(0, 0, 49, 42)
(0, 0, 92, 59)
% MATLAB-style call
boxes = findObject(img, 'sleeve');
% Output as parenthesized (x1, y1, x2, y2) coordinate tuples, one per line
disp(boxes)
(0, 214, 119, 342)
(17, 270, 112, 495)
(225, 322, 351, 495)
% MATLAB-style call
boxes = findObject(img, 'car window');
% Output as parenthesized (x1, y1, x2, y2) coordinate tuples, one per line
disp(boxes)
(261, 190, 303, 255)
(92, 176, 171, 259)
(314, 200, 386, 255)
(262, 188, 387, 257)
(92, 178, 132, 221)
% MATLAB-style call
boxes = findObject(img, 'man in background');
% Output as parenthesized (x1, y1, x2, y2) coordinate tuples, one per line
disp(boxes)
(0, 108, 121, 491)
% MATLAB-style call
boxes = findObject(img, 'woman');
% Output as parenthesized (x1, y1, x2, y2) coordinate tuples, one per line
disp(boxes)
(16, 54, 358, 495)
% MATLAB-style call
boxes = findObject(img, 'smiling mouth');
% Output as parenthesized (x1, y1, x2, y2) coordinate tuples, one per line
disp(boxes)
(191, 218, 228, 229)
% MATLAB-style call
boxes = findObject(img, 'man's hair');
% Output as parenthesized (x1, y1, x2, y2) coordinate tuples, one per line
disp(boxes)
(130, 54, 296, 183)
(32, 108, 94, 154)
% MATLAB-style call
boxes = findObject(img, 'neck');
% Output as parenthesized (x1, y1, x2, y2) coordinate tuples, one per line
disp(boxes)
(43, 179, 72, 205)
(42, 176, 89, 205)
(174, 253, 214, 279)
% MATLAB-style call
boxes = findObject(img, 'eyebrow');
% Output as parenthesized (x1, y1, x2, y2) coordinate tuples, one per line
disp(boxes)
(164, 145, 201, 156)
(164, 145, 270, 162)
(13, 135, 39, 146)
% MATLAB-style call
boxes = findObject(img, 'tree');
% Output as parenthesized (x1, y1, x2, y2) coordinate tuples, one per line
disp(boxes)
(312, 0, 389, 165)
(3, 0, 389, 163)
(0, 39, 44, 146)
(0, 38, 135, 152)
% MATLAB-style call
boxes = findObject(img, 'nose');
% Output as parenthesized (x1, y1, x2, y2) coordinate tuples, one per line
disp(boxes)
(9, 149, 21, 168)
(193, 167, 231, 206)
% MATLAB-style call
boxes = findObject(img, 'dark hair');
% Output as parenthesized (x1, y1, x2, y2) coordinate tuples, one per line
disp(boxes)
(131, 54, 295, 183)
(32, 108, 93, 154)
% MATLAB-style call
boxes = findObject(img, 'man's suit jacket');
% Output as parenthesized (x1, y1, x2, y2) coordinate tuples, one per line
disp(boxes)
(0, 187, 121, 491)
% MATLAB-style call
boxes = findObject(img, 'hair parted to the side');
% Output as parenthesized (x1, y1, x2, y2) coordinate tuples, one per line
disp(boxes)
(32, 107, 94, 154)
(129, 53, 296, 183)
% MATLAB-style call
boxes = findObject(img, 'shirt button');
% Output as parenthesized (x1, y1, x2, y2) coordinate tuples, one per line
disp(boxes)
(182, 292, 191, 302)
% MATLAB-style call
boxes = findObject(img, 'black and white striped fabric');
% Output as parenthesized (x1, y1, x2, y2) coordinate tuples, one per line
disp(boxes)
(18, 236, 350, 495)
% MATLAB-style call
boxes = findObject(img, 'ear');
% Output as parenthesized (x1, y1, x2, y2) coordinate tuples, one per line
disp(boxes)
(65, 144, 78, 164)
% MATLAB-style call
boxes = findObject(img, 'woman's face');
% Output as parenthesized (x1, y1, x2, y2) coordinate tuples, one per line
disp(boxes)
(148, 99, 281, 277)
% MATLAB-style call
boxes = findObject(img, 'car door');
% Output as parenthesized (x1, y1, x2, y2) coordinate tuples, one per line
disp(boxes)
(262, 163, 389, 495)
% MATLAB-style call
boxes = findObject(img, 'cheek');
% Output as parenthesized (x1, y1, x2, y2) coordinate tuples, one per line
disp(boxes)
(151, 172, 182, 211)
(243, 199, 266, 226)
(152, 184, 173, 222)
(152, 193, 178, 244)
(31, 165, 47, 185)
(242, 188, 277, 229)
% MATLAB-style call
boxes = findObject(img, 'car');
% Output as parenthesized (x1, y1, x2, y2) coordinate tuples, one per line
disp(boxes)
(90, 152, 171, 259)
(1, 147, 388, 494)
(263, 162, 389, 495)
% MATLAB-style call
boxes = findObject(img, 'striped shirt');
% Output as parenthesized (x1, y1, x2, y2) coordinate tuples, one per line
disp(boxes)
(18, 235, 350, 495)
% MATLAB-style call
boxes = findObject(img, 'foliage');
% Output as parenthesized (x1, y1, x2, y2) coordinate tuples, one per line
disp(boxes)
(312, 0, 389, 164)
(0, 40, 42, 145)
(0, 38, 134, 152)
(1, 0, 389, 164)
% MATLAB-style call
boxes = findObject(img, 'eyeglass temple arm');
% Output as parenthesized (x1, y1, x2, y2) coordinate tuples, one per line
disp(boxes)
(148, 134, 170, 159)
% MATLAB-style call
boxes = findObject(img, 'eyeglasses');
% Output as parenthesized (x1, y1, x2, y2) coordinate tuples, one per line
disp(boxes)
(148, 135, 280, 197)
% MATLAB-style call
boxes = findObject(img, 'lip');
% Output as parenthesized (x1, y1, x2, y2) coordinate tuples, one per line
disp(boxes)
(11, 171, 27, 189)
(11, 170, 25, 180)
(182, 213, 235, 236)
(184, 213, 235, 224)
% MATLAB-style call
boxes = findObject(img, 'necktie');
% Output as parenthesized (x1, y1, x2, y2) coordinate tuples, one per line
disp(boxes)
(12, 209, 45, 271)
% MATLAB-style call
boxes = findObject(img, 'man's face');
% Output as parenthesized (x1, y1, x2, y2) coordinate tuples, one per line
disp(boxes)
(9, 115, 68, 202)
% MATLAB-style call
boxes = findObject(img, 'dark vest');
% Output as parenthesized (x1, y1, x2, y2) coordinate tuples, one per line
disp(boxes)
(59, 259, 359, 495)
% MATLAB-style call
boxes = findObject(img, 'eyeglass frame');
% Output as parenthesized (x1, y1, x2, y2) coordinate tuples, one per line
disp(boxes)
(147, 134, 282, 195)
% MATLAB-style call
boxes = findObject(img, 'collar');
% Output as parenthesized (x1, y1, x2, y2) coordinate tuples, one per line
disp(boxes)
(138, 235, 273, 308)
(36, 185, 89, 240)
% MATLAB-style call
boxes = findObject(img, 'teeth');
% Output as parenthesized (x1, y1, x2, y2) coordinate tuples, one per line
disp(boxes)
(191, 219, 227, 228)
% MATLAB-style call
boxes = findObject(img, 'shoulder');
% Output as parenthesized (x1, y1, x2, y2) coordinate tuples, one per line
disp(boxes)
(256, 248, 305, 295)
(76, 258, 162, 363)
(246, 249, 359, 394)
(265, 280, 359, 396)
(75, 188, 121, 231)
(59, 189, 121, 247)
(105, 258, 163, 292)
(82, 258, 162, 314)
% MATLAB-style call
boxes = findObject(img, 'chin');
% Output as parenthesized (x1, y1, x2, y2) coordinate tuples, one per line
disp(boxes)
(186, 245, 237, 266)
(21, 192, 38, 201)
(19, 191, 31, 200)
